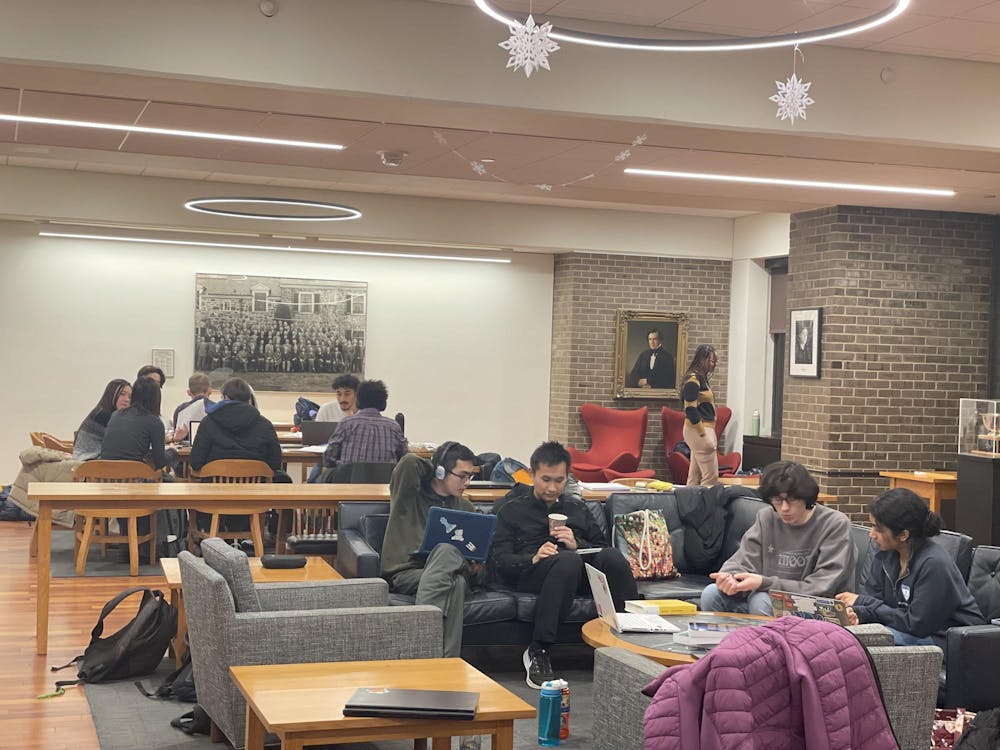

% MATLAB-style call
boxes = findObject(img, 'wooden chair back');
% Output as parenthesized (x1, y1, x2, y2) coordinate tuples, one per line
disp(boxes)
(34, 432, 74, 453)
(191, 459, 273, 483)
(30, 431, 46, 447)
(74, 460, 163, 483)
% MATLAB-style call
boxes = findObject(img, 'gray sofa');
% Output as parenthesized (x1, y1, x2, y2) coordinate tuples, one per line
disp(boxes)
(178, 538, 443, 749)
(335, 487, 767, 647)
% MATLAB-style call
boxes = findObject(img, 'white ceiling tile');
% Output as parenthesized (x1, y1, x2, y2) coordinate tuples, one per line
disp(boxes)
(880, 18, 1000, 52)
(957, 1, 1000, 23)
(670, 0, 851, 33)
(548, 0, 702, 26)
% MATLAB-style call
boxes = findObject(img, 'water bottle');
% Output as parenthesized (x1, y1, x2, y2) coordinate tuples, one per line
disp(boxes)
(751, 410, 760, 437)
(537, 680, 562, 746)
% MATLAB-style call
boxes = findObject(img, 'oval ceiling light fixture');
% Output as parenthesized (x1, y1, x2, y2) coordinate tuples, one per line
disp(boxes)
(473, 0, 910, 52)
(184, 197, 362, 221)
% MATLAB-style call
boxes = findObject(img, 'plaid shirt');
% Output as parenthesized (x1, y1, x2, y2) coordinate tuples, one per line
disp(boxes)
(323, 408, 407, 468)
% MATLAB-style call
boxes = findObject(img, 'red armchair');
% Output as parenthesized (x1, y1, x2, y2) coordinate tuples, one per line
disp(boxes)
(567, 403, 652, 483)
(661, 406, 741, 484)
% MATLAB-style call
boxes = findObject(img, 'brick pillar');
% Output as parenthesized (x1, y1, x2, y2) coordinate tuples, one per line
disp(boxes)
(784, 206, 994, 521)
(549, 252, 732, 480)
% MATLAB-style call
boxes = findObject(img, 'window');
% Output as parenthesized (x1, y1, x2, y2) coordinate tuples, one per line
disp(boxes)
(297, 292, 316, 314)
(351, 293, 367, 315)
(252, 289, 268, 312)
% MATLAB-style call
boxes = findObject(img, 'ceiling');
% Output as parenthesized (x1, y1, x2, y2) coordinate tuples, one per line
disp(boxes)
(0, 0, 998, 224)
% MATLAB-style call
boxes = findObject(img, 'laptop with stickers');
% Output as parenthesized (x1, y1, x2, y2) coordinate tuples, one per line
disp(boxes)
(769, 590, 849, 626)
(414, 507, 497, 562)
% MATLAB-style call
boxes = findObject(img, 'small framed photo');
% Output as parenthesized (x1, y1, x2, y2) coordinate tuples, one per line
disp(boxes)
(613, 310, 689, 399)
(151, 348, 175, 379)
(789, 308, 821, 378)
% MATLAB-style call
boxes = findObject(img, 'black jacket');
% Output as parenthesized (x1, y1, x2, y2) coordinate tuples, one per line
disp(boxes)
(853, 539, 985, 643)
(491, 484, 607, 583)
(188, 400, 282, 472)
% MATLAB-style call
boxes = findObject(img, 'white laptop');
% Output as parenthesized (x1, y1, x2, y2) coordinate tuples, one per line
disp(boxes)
(188, 420, 200, 446)
(585, 563, 679, 634)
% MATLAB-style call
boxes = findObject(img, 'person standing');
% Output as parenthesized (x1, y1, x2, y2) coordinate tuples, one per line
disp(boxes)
(681, 344, 720, 486)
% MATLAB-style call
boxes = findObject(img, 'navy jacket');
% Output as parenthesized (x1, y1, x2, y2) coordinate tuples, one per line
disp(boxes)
(853, 538, 984, 642)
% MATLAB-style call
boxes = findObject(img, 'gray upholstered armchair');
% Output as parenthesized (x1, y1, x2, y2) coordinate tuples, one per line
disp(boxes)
(178, 538, 443, 750)
(592, 624, 941, 750)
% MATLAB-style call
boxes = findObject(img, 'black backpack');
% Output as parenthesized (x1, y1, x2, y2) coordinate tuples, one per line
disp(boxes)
(47, 587, 177, 695)
(136, 650, 197, 703)
(293, 397, 320, 426)
(956, 707, 1000, 750)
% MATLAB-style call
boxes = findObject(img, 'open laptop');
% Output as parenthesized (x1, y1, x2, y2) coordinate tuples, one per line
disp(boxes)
(769, 590, 849, 626)
(585, 563, 679, 634)
(343, 687, 478, 720)
(414, 507, 498, 562)
(300, 420, 338, 446)
(187, 420, 200, 446)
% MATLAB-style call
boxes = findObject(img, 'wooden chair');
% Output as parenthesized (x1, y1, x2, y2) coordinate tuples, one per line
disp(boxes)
(32, 432, 74, 453)
(73, 460, 162, 576)
(188, 459, 272, 557)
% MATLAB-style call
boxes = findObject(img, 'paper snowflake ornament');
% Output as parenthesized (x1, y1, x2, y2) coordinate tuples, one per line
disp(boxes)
(770, 73, 814, 124)
(498, 14, 559, 78)
(470, 161, 488, 175)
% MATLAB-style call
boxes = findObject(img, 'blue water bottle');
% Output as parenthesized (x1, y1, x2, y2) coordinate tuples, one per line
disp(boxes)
(538, 680, 562, 746)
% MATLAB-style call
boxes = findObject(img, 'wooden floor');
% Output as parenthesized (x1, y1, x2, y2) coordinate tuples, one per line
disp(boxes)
(0, 520, 164, 749)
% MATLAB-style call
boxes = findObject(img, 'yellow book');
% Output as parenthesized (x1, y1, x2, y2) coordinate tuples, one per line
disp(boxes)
(624, 599, 698, 616)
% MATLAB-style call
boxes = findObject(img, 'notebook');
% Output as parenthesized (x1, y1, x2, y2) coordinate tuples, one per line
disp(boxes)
(585, 563, 679, 633)
(414, 506, 498, 562)
(300, 420, 338, 446)
(769, 590, 849, 626)
(343, 687, 479, 720)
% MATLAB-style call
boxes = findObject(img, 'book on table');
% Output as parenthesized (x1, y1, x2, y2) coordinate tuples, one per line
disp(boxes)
(343, 687, 479, 720)
(624, 599, 698, 616)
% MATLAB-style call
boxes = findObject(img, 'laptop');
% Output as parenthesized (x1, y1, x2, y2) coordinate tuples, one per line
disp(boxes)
(769, 590, 849, 626)
(414, 507, 497, 562)
(300, 420, 338, 446)
(187, 420, 200, 446)
(343, 687, 479, 720)
(585, 563, 680, 634)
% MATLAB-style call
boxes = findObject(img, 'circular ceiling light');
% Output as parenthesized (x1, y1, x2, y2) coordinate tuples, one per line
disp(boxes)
(184, 197, 362, 221)
(473, 0, 910, 52)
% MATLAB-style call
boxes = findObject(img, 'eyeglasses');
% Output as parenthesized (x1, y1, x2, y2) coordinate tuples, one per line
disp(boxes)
(769, 496, 804, 508)
(448, 470, 475, 483)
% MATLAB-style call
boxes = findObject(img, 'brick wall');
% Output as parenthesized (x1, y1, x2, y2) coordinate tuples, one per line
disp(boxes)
(785, 206, 994, 521)
(549, 252, 732, 479)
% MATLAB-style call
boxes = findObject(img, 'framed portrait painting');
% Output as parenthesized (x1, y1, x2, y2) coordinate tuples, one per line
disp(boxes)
(613, 311, 689, 399)
(789, 308, 821, 378)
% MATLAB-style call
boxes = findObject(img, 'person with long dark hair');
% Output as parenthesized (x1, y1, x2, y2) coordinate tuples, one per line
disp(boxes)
(681, 344, 720, 486)
(837, 488, 984, 646)
(73, 379, 131, 460)
(99, 377, 170, 469)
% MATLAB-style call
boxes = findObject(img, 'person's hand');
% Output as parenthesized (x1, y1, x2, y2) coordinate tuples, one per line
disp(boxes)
(730, 572, 763, 593)
(846, 607, 859, 626)
(835, 592, 858, 606)
(551, 525, 577, 550)
(532, 541, 559, 564)
(710, 571, 740, 596)
(638, 378, 650, 388)
(173, 424, 188, 442)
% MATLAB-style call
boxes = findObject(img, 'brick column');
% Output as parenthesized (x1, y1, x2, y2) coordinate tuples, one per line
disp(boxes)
(784, 206, 994, 521)
(549, 252, 732, 480)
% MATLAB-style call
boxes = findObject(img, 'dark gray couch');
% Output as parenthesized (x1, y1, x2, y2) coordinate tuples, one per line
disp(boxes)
(335, 488, 768, 647)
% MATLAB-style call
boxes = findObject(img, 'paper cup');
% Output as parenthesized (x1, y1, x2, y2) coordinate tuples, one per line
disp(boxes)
(548, 513, 568, 533)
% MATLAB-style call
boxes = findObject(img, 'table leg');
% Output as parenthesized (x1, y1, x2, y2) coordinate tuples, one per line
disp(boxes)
(171, 589, 187, 667)
(29, 521, 39, 559)
(431, 737, 450, 750)
(36, 505, 53, 654)
(244, 705, 266, 750)
(414, 739, 428, 750)
(492, 722, 514, 750)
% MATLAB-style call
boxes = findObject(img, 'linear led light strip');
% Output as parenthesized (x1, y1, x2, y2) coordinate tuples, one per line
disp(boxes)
(0, 114, 345, 151)
(38, 231, 511, 264)
(474, 0, 910, 51)
(624, 168, 955, 197)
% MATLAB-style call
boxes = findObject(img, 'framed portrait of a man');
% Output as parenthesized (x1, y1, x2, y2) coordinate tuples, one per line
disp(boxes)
(613, 311, 689, 399)
(789, 308, 821, 378)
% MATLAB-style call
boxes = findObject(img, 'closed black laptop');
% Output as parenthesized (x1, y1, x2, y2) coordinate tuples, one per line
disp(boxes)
(343, 687, 479, 720)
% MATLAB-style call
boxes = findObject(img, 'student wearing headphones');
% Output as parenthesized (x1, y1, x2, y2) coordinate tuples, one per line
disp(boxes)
(380, 441, 483, 658)
(700, 461, 855, 616)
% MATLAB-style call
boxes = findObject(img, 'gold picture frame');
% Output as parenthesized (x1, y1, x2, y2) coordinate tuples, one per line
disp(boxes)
(613, 311, 689, 400)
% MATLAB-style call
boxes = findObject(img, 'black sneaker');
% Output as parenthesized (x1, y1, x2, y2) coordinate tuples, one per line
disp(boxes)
(523, 646, 554, 689)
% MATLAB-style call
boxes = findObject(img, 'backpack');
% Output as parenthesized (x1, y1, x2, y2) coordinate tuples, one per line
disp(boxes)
(956, 707, 1000, 750)
(45, 587, 177, 696)
(293, 397, 320, 426)
(135, 650, 197, 703)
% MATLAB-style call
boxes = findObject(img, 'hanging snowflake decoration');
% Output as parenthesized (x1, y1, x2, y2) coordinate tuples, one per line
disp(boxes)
(770, 73, 814, 124)
(470, 161, 488, 175)
(498, 14, 559, 78)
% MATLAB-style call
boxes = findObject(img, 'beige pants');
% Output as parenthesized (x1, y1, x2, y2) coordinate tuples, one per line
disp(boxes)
(683, 422, 719, 487)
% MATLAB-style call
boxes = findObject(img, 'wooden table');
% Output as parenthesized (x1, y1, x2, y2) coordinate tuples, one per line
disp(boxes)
(582, 612, 771, 667)
(879, 470, 957, 514)
(160, 555, 341, 666)
(230, 658, 535, 750)
(175, 445, 323, 481)
(28, 482, 392, 654)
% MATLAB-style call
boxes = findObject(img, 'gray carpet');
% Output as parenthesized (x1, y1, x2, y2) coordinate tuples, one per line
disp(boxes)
(50, 528, 162, 577)
(84, 655, 595, 749)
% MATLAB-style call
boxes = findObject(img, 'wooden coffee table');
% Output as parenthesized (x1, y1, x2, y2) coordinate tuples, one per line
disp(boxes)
(230, 657, 536, 750)
(582, 612, 771, 667)
(160, 556, 341, 666)
(879, 470, 957, 514)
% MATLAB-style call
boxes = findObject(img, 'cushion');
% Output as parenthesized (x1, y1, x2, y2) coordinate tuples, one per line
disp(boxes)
(200, 538, 261, 612)
(968, 545, 1000, 620)
(360, 514, 389, 554)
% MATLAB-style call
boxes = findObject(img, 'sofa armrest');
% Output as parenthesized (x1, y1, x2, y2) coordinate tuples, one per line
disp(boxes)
(593, 647, 666, 750)
(867, 645, 941, 750)
(335, 528, 382, 579)
(256, 578, 388, 611)
(846, 623, 895, 647)
(942, 624, 1000, 711)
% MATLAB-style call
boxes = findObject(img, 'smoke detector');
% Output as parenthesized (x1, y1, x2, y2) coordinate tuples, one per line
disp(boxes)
(259, 0, 277, 17)
(378, 150, 408, 168)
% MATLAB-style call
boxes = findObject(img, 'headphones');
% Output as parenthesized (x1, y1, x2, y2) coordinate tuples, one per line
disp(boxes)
(433, 441, 458, 481)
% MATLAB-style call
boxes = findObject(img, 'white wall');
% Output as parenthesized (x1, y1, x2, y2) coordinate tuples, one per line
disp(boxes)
(0, 222, 554, 479)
